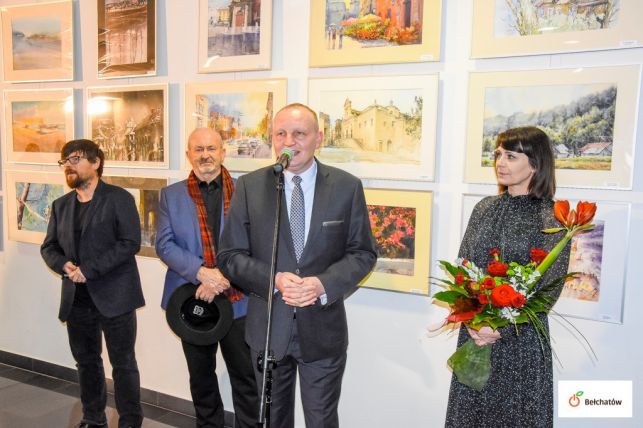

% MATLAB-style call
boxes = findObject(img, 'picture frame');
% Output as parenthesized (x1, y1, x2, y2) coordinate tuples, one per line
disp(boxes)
(3, 88, 74, 165)
(465, 66, 641, 189)
(102, 175, 167, 258)
(460, 194, 629, 324)
(6, 170, 70, 245)
(184, 79, 287, 172)
(471, 0, 643, 58)
(309, 0, 442, 67)
(197, 0, 272, 73)
(97, 0, 156, 79)
(361, 189, 432, 295)
(86, 83, 168, 169)
(553, 200, 630, 324)
(0, 0, 74, 82)
(307, 74, 438, 181)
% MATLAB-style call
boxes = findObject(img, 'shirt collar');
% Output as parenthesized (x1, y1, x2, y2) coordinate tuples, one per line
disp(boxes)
(284, 159, 317, 185)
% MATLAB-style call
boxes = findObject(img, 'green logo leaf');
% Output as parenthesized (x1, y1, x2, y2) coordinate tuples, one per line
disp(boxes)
(576, 391, 584, 397)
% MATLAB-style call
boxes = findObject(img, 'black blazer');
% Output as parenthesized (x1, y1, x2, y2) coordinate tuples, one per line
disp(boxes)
(41, 180, 145, 321)
(217, 162, 376, 362)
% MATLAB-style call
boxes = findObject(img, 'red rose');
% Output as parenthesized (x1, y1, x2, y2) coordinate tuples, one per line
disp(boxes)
(511, 293, 526, 308)
(490, 284, 515, 307)
(488, 248, 501, 258)
(487, 261, 509, 277)
(455, 272, 465, 285)
(482, 277, 495, 290)
(478, 293, 489, 305)
(530, 247, 548, 265)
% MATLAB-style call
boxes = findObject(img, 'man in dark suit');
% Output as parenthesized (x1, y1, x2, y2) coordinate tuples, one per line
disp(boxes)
(41, 139, 145, 428)
(155, 128, 258, 427)
(217, 103, 377, 428)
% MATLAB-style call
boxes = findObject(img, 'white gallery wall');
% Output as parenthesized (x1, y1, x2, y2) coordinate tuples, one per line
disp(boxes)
(0, 1, 642, 427)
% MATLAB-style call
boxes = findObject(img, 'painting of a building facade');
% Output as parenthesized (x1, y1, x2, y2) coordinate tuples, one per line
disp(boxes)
(207, 0, 261, 57)
(317, 92, 422, 165)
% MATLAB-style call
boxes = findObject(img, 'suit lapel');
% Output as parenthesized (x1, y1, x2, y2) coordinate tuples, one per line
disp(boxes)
(302, 164, 332, 261)
(61, 191, 79, 262)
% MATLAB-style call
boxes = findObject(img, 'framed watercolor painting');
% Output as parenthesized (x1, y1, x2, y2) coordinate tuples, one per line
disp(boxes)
(184, 79, 287, 172)
(102, 175, 167, 258)
(461, 194, 629, 324)
(197, 0, 272, 73)
(309, 0, 442, 67)
(86, 83, 168, 169)
(6, 170, 70, 245)
(97, 0, 156, 78)
(3, 89, 74, 165)
(465, 66, 641, 189)
(553, 200, 630, 324)
(308, 74, 438, 181)
(471, 0, 643, 58)
(361, 189, 432, 295)
(0, 0, 74, 82)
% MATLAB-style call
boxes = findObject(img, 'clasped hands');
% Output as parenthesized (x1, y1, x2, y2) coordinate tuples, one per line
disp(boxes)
(276, 272, 325, 308)
(63, 261, 86, 283)
(467, 326, 502, 346)
(196, 267, 230, 303)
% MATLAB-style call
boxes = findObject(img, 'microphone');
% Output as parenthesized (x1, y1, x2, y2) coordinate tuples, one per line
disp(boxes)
(273, 148, 293, 173)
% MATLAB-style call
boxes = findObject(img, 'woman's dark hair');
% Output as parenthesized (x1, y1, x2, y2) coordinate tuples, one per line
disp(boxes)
(494, 126, 556, 199)
(61, 139, 105, 177)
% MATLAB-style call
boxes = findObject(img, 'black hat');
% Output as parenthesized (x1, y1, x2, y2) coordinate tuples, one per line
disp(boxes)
(165, 283, 233, 346)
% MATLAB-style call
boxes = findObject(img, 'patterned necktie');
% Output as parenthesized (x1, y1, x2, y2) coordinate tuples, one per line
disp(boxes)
(290, 175, 305, 261)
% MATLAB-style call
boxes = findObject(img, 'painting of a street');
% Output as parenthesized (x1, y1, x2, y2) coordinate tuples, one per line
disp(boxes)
(316, 89, 422, 165)
(15, 182, 63, 233)
(562, 221, 605, 302)
(101, 0, 149, 68)
(494, 0, 619, 37)
(192, 91, 275, 159)
(207, 0, 261, 57)
(88, 88, 165, 165)
(368, 204, 416, 276)
(11, 100, 67, 153)
(482, 83, 616, 170)
(11, 17, 62, 70)
(324, 0, 424, 50)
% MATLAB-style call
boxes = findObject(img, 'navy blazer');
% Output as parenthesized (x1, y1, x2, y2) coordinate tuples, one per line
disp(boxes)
(217, 161, 377, 362)
(41, 180, 145, 321)
(155, 178, 248, 317)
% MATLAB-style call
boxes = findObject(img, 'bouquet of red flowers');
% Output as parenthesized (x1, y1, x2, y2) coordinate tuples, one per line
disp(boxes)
(433, 200, 597, 391)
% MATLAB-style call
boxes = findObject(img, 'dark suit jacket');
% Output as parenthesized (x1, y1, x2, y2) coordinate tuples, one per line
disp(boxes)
(41, 180, 145, 321)
(217, 161, 376, 362)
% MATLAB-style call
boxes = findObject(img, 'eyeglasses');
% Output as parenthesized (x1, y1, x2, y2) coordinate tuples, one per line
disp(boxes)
(58, 155, 86, 167)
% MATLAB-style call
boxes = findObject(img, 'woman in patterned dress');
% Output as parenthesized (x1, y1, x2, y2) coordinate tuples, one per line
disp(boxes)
(445, 126, 570, 427)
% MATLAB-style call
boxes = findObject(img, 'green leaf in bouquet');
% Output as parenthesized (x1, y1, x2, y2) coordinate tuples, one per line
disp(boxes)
(448, 339, 492, 392)
(440, 260, 462, 277)
(542, 227, 565, 234)
(433, 290, 466, 304)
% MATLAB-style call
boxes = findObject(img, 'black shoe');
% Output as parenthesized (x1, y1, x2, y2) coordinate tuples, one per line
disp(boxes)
(75, 423, 107, 428)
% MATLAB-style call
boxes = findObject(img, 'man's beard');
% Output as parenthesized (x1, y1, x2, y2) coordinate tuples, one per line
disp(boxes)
(65, 171, 91, 189)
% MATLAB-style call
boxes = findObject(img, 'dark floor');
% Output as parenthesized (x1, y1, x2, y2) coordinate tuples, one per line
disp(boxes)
(0, 362, 197, 427)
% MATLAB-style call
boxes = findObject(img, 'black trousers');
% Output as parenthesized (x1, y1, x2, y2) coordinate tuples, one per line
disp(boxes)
(181, 316, 259, 428)
(66, 306, 143, 428)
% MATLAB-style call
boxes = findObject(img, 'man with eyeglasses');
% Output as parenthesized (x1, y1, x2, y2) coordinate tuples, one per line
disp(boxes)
(41, 139, 145, 428)
(155, 128, 258, 427)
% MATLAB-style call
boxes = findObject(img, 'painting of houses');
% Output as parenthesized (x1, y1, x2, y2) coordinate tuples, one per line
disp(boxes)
(561, 221, 605, 302)
(207, 0, 261, 57)
(324, 0, 424, 50)
(481, 82, 616, 170)
(316, 91, 422, 165)
(494, 0, 620, 37)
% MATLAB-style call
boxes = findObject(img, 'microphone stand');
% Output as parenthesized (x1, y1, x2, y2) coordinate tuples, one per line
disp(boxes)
(257, 170, 285, 427)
